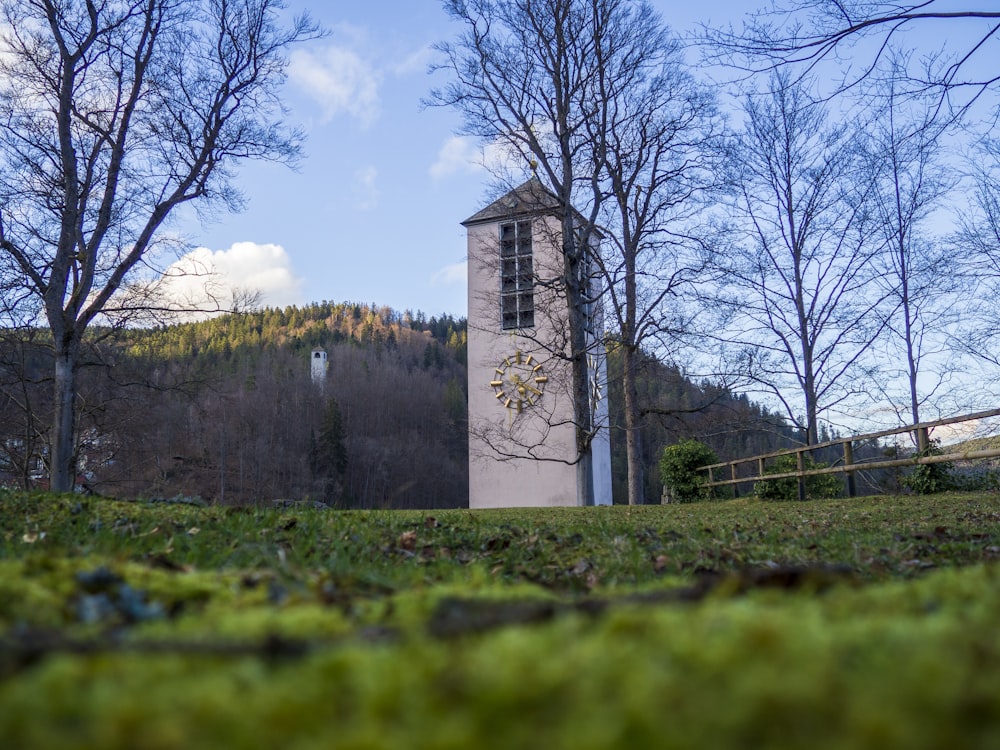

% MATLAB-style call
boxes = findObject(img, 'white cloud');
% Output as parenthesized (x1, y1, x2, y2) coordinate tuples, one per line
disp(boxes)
(429, 136, 481, 180)
(289, 45, 381, 127)
(932, 418, 1000, 446)
(159, 242, 304, 317)
(393, 44, 434, 76)
(430, 260, 467, 287)
(353, 165, 379, 210)
(429, 136, 523, 181)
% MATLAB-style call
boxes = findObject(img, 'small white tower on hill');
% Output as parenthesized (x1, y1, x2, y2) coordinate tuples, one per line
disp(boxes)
(311, 348, 328, 387)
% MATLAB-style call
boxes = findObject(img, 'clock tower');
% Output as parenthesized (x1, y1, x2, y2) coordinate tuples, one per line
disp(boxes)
(463, 179, 613, 508)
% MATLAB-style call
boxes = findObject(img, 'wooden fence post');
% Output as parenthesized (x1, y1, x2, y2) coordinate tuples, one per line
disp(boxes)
(731, 464, 739, 498)
(796, 450, 806, 502)
(916, 426, 929, 454)
(843, 440, 856, 498)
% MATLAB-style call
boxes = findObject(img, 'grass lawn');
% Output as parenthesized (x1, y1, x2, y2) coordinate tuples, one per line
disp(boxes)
(1, 490, 999, 749)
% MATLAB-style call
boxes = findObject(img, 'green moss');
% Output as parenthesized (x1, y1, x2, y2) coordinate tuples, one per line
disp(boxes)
(2, 565, 1000, 749)
(2, 492, 1000, 748)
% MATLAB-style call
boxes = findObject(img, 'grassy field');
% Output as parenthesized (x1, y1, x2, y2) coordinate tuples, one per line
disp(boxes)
(2, 490, 999, 749)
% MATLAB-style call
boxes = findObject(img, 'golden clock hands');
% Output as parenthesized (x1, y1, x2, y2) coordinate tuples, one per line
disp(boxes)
(509, 373, 542, 395)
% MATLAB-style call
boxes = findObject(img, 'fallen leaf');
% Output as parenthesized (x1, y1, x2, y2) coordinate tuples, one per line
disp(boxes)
(398, 530, 417, 550)
(570, 560, 590, 576)
(186, 527, 200, 536)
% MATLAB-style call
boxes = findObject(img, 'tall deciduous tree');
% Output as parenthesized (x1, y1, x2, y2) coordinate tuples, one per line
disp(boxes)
(433, 0, 689, 504)
(958, 138, 1000, 383)
(713, 71, 886, 446)
(0, 0, 317, 491)
(594, 33, 721, 505)
(861, 57, 959, 429)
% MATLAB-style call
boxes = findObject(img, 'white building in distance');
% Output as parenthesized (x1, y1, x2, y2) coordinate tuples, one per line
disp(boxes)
(310, 348, 328, 387)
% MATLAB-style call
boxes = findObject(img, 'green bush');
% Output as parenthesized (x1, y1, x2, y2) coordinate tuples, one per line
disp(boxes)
(754, 453, 842, 501)
(659, 440, 719, 503)
(903, 440, 959, 495)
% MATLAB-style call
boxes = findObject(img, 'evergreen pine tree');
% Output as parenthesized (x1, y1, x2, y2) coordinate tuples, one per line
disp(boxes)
(313, 398, 348, 503)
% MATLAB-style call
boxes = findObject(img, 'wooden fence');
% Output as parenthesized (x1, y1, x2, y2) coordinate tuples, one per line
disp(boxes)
(698, 407, 1000, 501)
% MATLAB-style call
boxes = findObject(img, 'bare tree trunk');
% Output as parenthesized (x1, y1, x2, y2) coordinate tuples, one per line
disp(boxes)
(623, 345, 644, 505)
(901, 280, 921, 427)
(50, 342, 78, 492)
(564, 214, 595, 506)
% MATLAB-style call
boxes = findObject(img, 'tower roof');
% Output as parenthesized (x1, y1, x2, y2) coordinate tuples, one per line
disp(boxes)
(461, 178, 562, 227)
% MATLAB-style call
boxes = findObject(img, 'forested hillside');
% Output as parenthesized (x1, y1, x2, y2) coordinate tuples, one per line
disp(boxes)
(1, 303, 469, 508)
(2, 302, 799, 506)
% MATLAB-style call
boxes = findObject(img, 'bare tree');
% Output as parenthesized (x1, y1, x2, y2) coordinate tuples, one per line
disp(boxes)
(860, 56, 961, 430)
(957, 138, 1000, 383)
(708, 2, 1000, 117)
(0, 0, 317, 491)
(594, 33, 721, 504)
(712, 71, 887, 446)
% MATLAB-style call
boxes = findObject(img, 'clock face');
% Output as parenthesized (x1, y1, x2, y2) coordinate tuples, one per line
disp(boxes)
(490, 350, 547, 413)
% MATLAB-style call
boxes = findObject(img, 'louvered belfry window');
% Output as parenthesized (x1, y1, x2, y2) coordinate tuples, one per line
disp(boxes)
(499, 220, 534, 330)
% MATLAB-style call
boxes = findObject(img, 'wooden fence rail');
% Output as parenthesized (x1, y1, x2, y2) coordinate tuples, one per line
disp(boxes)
(697, 407, 1000, 501)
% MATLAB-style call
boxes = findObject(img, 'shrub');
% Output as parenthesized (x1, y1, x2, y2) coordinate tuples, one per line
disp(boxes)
(903, 440, 958, 495)
(754, 453, 842, 501)
(659, 440, 718, 503)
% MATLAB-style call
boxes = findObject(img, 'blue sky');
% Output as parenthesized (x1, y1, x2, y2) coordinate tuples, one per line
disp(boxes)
(170, 0, 751, 318)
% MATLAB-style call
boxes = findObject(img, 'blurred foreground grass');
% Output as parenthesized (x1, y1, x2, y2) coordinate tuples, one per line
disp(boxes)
(1, 490, 999, 749)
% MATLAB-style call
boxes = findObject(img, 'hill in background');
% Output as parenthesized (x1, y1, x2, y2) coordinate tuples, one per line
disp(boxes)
(2, 302, 799, 506)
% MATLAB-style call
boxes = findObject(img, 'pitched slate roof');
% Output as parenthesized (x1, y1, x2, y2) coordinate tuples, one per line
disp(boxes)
(461, 178, 563, 227)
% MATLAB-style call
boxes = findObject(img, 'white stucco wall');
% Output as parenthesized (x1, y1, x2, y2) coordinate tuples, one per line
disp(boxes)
(466, 210, 612, 508)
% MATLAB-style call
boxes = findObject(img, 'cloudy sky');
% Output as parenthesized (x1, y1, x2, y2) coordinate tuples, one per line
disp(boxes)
(172, 0, 751, 318)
